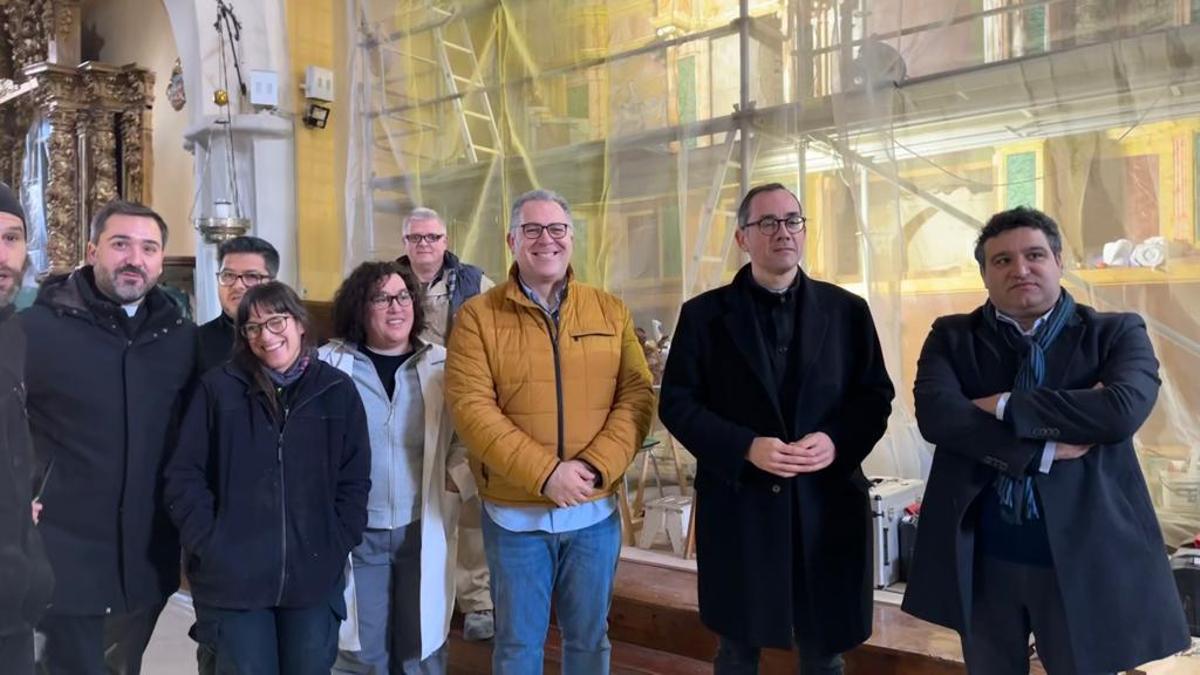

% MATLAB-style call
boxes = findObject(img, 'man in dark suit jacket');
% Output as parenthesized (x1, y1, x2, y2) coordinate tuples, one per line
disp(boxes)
(659, 183, 894, 674)
(196, 235, 278, 373)
(903, 206, 1189, 674)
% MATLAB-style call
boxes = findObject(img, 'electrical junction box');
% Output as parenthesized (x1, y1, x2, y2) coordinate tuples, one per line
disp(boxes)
(249, 70, 279, 108)
(304, 66, 334, 102)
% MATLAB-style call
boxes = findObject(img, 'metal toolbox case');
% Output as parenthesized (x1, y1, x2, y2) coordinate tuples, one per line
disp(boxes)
(868, 476, 924, 589)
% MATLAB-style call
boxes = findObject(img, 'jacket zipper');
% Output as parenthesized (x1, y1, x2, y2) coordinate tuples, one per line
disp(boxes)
(539, 312, 566, 460)
(275, 393, 289, 606)
(271, 378, 338, 605)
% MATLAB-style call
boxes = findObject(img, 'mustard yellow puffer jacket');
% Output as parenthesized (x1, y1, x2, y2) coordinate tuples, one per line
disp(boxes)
(445, 268, 655, 506)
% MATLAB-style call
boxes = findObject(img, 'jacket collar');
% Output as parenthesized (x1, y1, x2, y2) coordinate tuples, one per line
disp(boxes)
(503, 263, 574, 312)
(35, 266, 182, 334)
(396, 250, 462, 281)
(320, 338, 435, 377)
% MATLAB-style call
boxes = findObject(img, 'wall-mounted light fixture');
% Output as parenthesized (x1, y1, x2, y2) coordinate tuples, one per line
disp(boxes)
(303, 103, 331, 129)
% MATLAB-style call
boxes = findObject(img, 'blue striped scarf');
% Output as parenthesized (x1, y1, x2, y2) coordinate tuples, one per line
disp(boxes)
(986, 290, 1076, 524)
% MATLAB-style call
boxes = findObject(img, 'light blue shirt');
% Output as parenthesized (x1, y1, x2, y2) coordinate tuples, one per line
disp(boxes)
(485, 497, 617, 534)
(486, 273, 617, 534)
(994, 309, 1056, 474)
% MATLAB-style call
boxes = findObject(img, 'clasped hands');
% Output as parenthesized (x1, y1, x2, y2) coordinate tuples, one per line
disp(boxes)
(747, 432, 835, 478)
(542, 459, 599, 507)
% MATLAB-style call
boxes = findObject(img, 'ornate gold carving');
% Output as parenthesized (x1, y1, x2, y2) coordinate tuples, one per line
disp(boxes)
(87, 111, 118, 220)
(120, 108, 145, 203)
(54, 2, 78, 38)
(0, 121, 14, 187)
(44, 107, 79, 272)
(1, 25, 153, 270)
(2, 0, 50, 72)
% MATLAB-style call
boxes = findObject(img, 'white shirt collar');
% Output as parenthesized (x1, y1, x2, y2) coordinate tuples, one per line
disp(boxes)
(995, 307, 1053, 337)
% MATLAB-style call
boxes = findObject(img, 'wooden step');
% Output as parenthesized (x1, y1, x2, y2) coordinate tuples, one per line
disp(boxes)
(447, 624, 711, 674)
(604, 559, 976, 674)
(445, 558, 979, 674)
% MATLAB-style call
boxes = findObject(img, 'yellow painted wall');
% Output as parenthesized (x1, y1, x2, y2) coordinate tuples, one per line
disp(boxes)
(288, 0, 345, 300)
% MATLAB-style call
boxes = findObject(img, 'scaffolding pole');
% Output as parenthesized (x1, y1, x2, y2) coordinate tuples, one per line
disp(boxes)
(738, 0, 752, 200)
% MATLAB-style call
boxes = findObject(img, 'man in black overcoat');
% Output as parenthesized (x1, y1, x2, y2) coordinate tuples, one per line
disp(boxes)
(23, 200, 197, 674)
(659, 183, 894, 674)
(902, 206, 1189, 674)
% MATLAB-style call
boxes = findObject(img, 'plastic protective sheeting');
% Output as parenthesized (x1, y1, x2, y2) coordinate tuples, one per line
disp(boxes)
(20, 116, 50, 284)
(347, 0, 1200, 548)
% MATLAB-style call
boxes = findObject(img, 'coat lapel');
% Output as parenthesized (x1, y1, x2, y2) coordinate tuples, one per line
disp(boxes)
(1042, 313, 1085, 388)
(971, 309, 1006, 366)
(792, 272, 829, 414)
(722, 275, 782, 415)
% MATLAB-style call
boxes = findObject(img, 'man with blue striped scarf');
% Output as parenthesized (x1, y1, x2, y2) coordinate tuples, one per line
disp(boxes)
(903, 206, 1188, 674)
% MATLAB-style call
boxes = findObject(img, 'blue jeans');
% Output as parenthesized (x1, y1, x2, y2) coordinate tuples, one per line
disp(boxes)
(192, 586, 343, 675)
(481, 509, 621, 675)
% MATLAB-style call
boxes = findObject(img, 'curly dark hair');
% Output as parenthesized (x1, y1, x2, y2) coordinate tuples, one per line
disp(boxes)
(974, 206, 1063, 270)
(331, 261, 426, 347)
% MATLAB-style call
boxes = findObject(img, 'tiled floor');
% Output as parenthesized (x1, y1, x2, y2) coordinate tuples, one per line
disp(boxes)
(141, 593, 198, 674)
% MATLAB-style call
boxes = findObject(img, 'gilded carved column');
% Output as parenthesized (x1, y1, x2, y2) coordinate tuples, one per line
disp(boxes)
(117, 66, 153, 204)
(86, 110, 117, 223)
(120, 108, 145, 203)
(81, 67, 119, 224)
(44, 106, 79, 271)
(0, 116, 14, 186)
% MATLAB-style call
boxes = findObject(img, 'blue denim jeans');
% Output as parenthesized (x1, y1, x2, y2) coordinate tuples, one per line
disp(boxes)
(192, 586, 344, 675)
(481, 509, 621, 675)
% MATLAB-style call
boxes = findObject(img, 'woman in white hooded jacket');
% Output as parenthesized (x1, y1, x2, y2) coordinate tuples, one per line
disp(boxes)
(322, 261, 475, 674)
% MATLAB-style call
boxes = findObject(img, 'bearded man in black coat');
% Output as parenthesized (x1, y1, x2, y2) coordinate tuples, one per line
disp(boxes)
(23, 200, 196, 674)
(0, 183, 53, 673)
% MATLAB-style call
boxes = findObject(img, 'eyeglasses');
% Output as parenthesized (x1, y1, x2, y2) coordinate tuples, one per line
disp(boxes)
(743, 215, 807, 235)
(369, 291, 413, 310)
(241, 315, 291, 339)
(518, 223, 570, 240)
(217, 271, 271, 287)
(403, 233, 445, 245)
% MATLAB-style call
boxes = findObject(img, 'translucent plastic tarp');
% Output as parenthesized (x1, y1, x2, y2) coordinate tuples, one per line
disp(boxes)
(347, 0, 1200, 548)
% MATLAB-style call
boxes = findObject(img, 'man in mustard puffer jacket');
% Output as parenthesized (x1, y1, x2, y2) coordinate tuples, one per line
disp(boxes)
(446, 188, 655, 675)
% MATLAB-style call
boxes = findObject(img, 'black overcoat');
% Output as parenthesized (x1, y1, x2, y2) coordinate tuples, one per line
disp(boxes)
(902, 304, 1189, 672)
(659, 265, 894, 652)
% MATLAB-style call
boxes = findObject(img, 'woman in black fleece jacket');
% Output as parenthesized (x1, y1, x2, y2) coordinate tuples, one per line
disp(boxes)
(165, 282, 370, 674)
